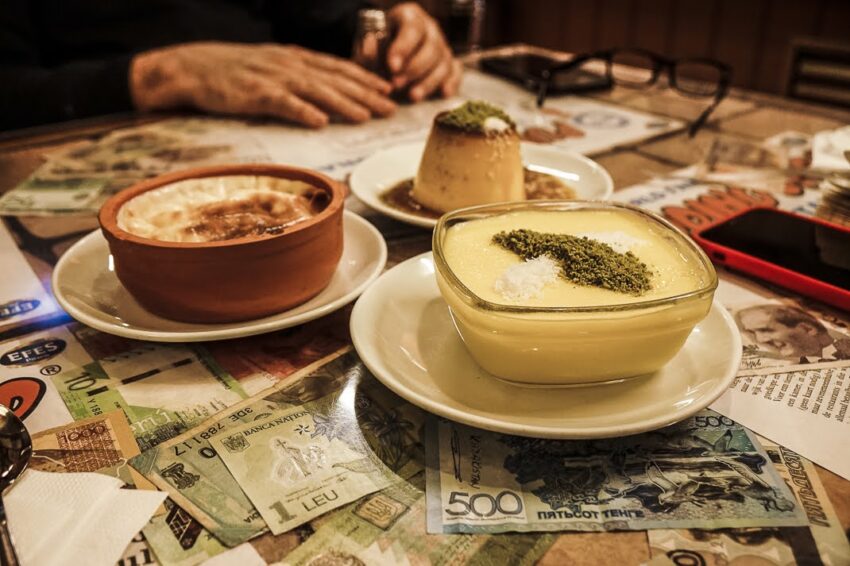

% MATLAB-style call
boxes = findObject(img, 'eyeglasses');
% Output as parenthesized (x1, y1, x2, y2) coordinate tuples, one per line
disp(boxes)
(537, 48, 732, 137)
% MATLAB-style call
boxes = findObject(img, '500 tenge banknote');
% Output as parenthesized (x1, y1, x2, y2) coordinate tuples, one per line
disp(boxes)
(426, 411, 807, 534)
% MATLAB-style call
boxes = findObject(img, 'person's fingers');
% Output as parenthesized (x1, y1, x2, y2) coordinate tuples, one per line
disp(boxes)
(198, 73, 330, 128)
(243, 51, 383, 124)
(386, 17, 425, 75)
(301, 50, 392, 94)
(242, 73, 330, 127)
(294, 80, 372, 123)
(441, 59, 464, 97)
(328, 75, 397, 117)
(409, 55, 452, 101)
(397, 26, 444, 86)
(254, 86, 329, 128)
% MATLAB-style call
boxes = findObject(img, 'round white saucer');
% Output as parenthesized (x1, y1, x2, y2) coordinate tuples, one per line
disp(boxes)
(53, 211, 387, 343)
(351, 252, 742, 439)
(349, 141, 615, 228)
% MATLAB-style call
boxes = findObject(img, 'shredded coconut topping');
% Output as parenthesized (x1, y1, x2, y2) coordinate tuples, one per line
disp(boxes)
(573, 231, 644, 254)
(494, 255, 560, 302)
(483, 116, 510, 133)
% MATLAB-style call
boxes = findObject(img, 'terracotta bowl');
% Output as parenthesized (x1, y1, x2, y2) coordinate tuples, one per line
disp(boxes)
(98, 164, 345, 323)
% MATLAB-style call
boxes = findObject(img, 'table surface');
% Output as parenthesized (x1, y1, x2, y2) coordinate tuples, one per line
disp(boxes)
(1, 44, 849, 564)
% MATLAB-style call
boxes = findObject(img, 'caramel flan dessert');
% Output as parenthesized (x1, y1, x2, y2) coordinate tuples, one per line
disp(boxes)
(411, 101, 524, 213)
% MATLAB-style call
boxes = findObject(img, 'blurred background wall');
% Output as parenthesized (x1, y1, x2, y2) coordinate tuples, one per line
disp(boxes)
(409, 0, 850, 98)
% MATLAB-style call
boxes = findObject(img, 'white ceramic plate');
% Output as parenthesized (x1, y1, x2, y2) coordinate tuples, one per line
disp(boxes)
(53, 211, 387, 343)
(349, 141, 615, 228)
(351, 252, 742, 439)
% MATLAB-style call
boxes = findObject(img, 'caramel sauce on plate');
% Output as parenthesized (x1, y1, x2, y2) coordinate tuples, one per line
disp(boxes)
(379, 168, 577, 220)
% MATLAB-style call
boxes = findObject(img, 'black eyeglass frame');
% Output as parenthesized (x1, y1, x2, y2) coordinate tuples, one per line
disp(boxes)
(537, 48, 732, 137)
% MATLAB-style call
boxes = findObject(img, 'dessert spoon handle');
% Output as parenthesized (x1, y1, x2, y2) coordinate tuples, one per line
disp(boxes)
(0, 497, 19, 566)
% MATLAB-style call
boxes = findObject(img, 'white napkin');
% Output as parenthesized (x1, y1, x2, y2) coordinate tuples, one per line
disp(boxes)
(811, 125, 850, 171)
(5, 469, 166, 566)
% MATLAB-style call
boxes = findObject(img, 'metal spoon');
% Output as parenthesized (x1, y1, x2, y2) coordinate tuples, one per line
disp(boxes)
(0, 405, 31, 566)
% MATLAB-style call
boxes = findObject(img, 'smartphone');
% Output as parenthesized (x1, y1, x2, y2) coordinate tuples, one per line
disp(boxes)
(479, 54, 612, 95)
(694, 207, 850, 311)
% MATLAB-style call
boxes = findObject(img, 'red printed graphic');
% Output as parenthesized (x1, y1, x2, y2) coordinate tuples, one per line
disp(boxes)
(661, 186, 779, 234)
(0, 377, 47, 420)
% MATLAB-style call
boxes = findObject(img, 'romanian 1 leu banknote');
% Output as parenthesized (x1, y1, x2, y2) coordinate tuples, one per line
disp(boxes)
(131, 350, 423, 547)
(210, 386, 398, 534)
(648, 437, 850, 566)
(425, 411, 808, 534)
(130, 353, 353, 548)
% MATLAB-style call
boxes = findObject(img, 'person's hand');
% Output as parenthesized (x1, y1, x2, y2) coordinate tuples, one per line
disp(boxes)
(130, 42, 397, 128)
(386, 3, 463, 101)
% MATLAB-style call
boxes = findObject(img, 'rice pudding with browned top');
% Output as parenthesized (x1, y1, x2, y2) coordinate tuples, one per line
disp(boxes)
(117, 175, 328, 243)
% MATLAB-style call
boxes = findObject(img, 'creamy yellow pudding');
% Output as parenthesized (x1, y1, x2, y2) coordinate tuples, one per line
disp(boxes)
(412, 101, 524, 213)
(433, 202, 717, 385)
(444, 209, 709, 307)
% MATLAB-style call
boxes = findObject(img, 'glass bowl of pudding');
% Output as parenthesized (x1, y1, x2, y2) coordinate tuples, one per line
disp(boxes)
(433, 200, 718, 386)
(99, 164, 344, 323)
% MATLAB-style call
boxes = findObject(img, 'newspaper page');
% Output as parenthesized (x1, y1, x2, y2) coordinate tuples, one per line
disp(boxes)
(614, 163, 850, 481)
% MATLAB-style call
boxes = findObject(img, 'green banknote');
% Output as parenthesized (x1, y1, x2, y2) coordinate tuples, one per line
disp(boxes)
(0, 176, 108, 214)
(426, 411, 808, 534)
(130, 351, 423, 547)
(52, 343, 249, 451)
(283, 473, 558, 566)
(143, 500, 228, 566)
(117, 533, 156, 566)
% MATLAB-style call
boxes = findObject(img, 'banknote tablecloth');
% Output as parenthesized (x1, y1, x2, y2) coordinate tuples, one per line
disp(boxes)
(0, 60, 848, 566)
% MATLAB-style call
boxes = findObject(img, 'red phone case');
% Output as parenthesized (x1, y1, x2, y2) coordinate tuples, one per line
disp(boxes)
(694, 207, 850, 312)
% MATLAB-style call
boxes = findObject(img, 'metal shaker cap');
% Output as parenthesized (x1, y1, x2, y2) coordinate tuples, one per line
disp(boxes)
(358, 9, 388, 33)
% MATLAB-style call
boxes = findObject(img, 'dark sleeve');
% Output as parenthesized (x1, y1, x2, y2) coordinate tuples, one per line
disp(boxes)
(267, 0, 368, 58)
(0, 5, 135, 131)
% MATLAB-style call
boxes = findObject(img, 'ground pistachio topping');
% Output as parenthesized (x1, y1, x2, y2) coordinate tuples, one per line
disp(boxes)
(436, 100, 516, 134)
(492, 229, 652, 295)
